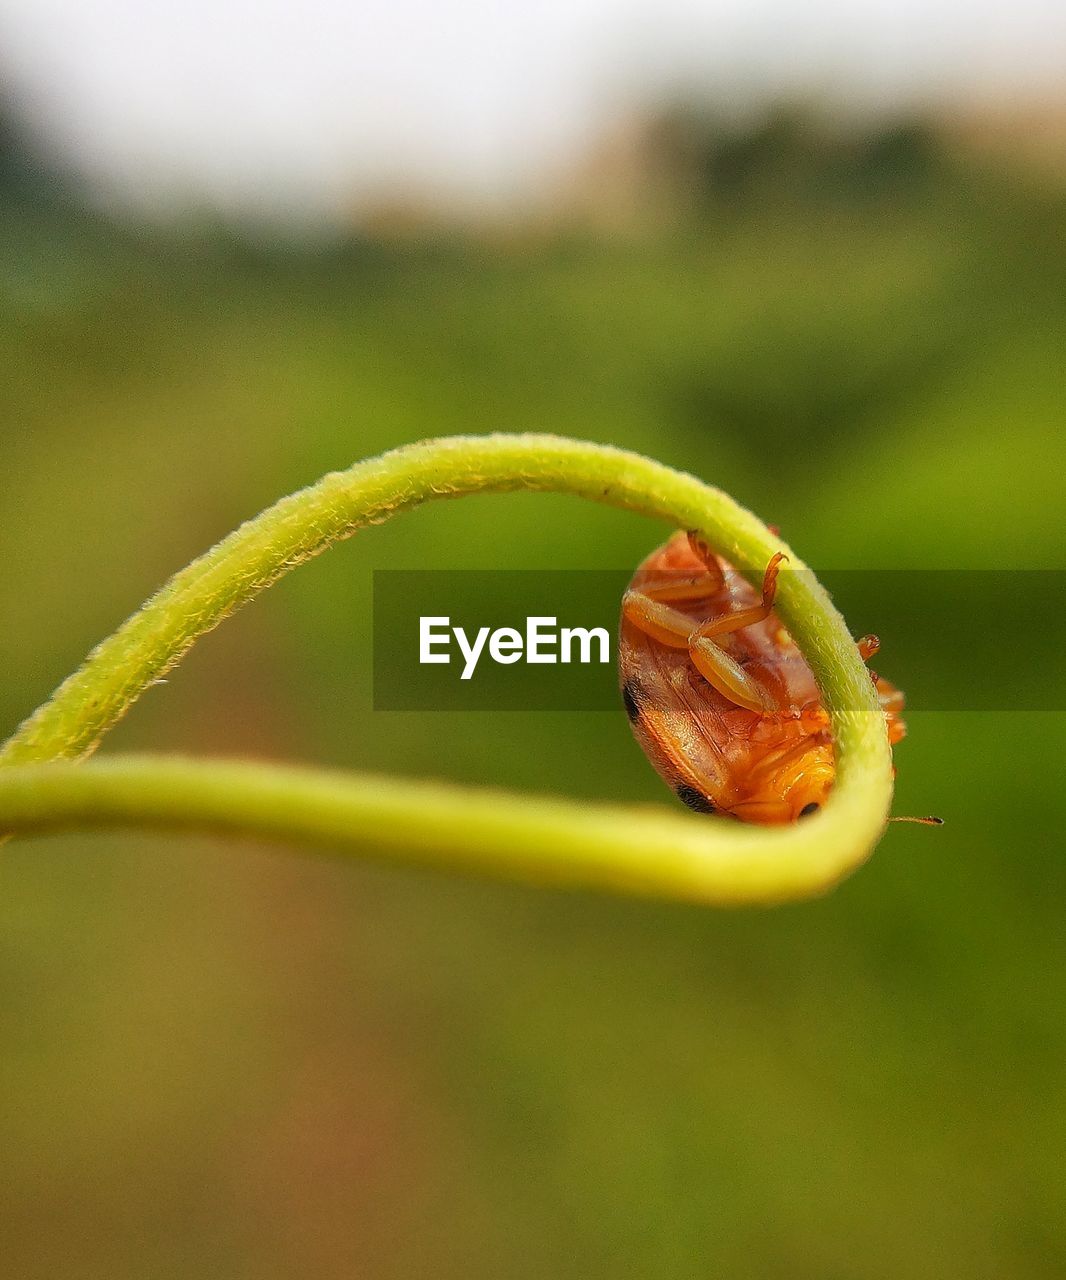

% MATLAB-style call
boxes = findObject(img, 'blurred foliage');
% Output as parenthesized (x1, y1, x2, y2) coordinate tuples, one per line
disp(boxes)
(1, 100, 1065, 1278)
(648, 102, 946, 207)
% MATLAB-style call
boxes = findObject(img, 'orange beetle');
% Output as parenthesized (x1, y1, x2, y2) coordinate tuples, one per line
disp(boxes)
(619, 530, 907, 824)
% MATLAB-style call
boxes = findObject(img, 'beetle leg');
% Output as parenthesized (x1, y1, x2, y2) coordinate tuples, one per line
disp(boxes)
(877, 680, 905, 716)
(687, 634, 779, 714)
(639, 573, 723, 605)
(621, 592, 695, 648)
(624, 555, 788, 715)
(691, 552, 787, 641)
(685, 552, 789, 714)
(628, 532, 727, 606)
(623, 592, 772, 712)
(685, 532, 728, 589)
(857, 634, 880, 662)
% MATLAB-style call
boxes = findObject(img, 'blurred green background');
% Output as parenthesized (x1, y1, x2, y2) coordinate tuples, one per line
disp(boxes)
(2, 79, 1066, 1279)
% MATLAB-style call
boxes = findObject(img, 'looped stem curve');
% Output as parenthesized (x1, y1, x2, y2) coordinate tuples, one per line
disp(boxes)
(0, 434, 893, 904)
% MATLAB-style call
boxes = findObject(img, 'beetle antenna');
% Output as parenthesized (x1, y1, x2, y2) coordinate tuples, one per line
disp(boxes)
(889, 815, 944, 826)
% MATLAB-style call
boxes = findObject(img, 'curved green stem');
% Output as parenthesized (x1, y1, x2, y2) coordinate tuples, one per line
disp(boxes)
(0, 433, 893, 904)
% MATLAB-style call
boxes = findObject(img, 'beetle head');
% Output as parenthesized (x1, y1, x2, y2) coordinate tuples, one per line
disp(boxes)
(727, 739, 835, 825)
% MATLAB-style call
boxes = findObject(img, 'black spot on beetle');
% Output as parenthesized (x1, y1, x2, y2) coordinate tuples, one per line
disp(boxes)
(676, 784, 716, 814)
(622, 679, 642, 723)
(799, 802, 820, 817)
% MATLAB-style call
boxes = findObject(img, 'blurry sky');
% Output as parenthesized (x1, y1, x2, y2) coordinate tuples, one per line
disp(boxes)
(2, 0, 1065, 217)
